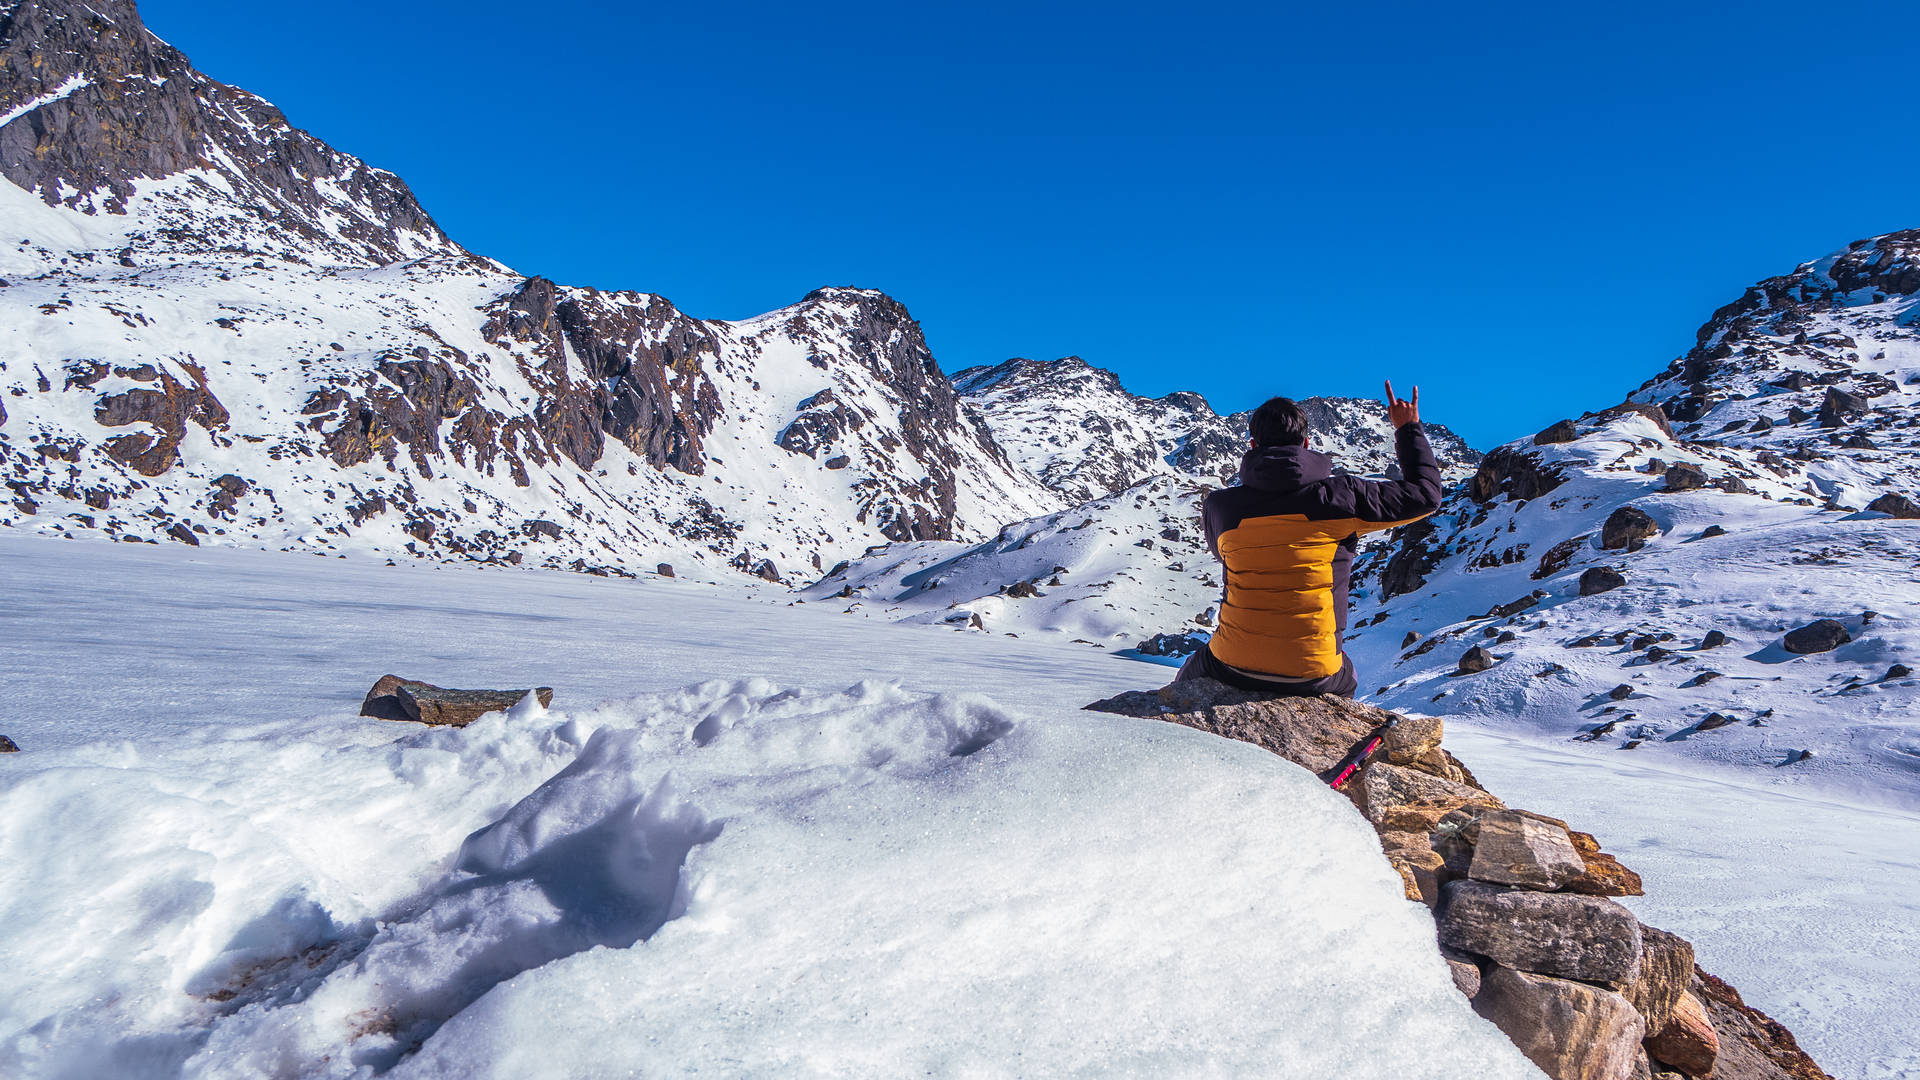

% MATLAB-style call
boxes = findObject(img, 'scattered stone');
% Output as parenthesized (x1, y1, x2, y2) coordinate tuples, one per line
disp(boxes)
(1580, 567, 1627, 596)
(1697, 524, 1727, 539)
(1535, 663, 1568, 678)
(1645, 991, 1719, 1078)
(361, 675, 553, 727)
(1887, 664, 1913, 680)
(166, 521, 200, 546)
(1867, 492, 1920, 518)
(1679, 671, 1722, 688)
(1695, 713, 1735, 732)
(1468, 810, 1587, 889)
(1601, 506, 1659, 551)
(1663, 463, 1708, 492)
(1624, 926, 1696, 1035)
(1782, 618, 1850, 654)
(1439, 880, 1644, 986)
(1608, 684, 1634, 701)
(1535, 419, 1578, 445)
(1699, 629, 1727, 649)
(656, 562, 675, 577)
(1643, 646, 1673, 662)
(750, 558, 782, 583)
(1472, 966, 1646, 1080)
(1572, 634, 1605, 648)
(1135, 632, 1205, 657)
(0, 735, 17, 753)
(1403, 630, 1419, 648)
(1005, 579, 1040, 598)
(1488, 590, 1547, 618)
(1458, 645, 1496, 674)
(1497, 631, 1518, 644)
(1621, 739, 1642, 750)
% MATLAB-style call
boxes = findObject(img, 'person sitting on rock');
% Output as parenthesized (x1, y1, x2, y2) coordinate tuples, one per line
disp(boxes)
(1178, 383, 1441, 697)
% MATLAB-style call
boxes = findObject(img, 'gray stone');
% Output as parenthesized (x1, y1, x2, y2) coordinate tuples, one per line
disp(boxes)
(1446, 956, 1481, 998)
(1458, 645, 1496, 674)
(1601, 506, 1659, 551)
(1867, 492, 1920, 519)
(1663, 463, 1708, 492)
(1581, 567, 1627, 596)
(1438, 880, 1643, 986)
(1782, 618, 1851, 654)
(1357, 763, 1501, 827)
(1473, 966, 1646, 1080)
(1469, 810, 1588, 889)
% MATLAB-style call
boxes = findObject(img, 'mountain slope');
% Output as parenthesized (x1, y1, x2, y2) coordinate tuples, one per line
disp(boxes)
(1346, 229, 1920, 801)
(0, 0, 1063, 582)
(955, 355, 1480, 501)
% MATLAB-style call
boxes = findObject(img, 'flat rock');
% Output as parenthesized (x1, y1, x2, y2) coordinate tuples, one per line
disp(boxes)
(1357, 763, 1502, 828)
(1439, 880, 1643, 986)
(361, 674, 554, 727)
(1473, 966, 1646, 1080)
(1469, 810, 1587, 889)
(1086, 682, 1385, 777)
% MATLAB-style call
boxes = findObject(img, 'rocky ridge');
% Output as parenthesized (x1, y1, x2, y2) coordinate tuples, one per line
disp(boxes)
(955, 355, 1480, 502)
(1343, 229, 1920, 796)
(1085, 679, 1832, 1080)
(0, 0, 1065, 582)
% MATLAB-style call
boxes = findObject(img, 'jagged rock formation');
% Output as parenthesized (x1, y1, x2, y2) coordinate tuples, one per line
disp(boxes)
(1084, 681, 1833, 1080)
(954, 355, 1480, 502)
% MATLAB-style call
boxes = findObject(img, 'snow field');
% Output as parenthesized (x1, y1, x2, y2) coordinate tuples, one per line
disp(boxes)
(0, 535, 1540, 1078)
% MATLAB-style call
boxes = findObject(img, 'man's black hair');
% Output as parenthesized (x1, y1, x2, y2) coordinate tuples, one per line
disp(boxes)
(1249, 397, 1309, 448)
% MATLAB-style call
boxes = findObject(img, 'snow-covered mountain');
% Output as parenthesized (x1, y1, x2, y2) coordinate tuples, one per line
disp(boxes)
(955, 355, 1479, 501)
(1346, 229, 1920, 801)
(0, 0, 1066, 583)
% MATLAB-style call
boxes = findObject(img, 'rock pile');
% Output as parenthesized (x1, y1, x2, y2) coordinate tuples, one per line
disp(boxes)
(1084, 680, 1832, 1080)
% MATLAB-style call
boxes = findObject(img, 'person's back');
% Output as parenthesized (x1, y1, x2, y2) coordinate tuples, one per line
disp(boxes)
(1178, 384, 1440, 697)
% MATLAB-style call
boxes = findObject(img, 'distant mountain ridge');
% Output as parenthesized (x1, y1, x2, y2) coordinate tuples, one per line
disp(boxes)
(955, 355, 1479, 503)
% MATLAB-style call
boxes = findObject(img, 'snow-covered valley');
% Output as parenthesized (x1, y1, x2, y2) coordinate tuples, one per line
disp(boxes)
(2, 534, 1915, 1078)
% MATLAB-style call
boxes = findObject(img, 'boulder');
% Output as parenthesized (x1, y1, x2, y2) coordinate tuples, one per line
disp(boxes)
(1601, 506, 1660, 551)
(1888, 664, 1913, 680)
(361, 675, 554, 727)
(1624, 926, 1696, 1035)
(1469, 810, 1588, 889)
(1438, 880, 1644, 986)
(1608, 684, 1635, 701)
(1816, 386, 1867, 428)
(1536, 419, 1579, 445)
(0, 735, 17, 753)
(1378, 830, 1446, 904)
(1867, 492, 1920, 518)
(1698, 524, 1727, 539)
(656, 562, 675, 577)
(1645, 991, 1718, 1077)
(1563, 830, 1645, 897)
(1663, 464, 1708, 492)
(1085, 682, 1377, 776)
(1782, 619, 1850, 654)
(1403, 630, 1420, 648)
(1459, 645, 1496, 674)
(1581, 567, 1627, 596)
(1473, 966, 1646, 1080)
(1700, 629, 1727, 649)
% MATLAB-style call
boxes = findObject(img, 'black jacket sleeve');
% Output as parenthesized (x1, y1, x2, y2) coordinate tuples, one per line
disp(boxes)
(1345, 422, 1443, 531)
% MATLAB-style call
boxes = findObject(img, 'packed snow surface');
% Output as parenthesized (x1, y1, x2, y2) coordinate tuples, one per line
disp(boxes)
(0, 535, 1540, 1079)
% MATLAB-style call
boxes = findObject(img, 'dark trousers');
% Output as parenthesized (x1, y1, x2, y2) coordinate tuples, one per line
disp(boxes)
(1174, 643, 1358, 698)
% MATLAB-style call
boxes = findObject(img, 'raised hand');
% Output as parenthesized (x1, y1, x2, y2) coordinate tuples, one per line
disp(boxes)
(1384, 381, 1420, 429)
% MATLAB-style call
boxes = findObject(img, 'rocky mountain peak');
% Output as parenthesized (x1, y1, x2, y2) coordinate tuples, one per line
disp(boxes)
(0, 0, 460, 266)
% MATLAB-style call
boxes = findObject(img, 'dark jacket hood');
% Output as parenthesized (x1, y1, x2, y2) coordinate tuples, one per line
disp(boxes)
(1240, 444, 1334, 493)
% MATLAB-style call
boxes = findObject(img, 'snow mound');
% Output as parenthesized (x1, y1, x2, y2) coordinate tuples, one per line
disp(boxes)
(0, 677, 1537, 1079)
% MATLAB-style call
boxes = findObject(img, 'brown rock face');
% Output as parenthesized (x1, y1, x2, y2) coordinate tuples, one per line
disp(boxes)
(1623, 926, 1696, 1035)
(1438, 880, 1643, 986)
(359, 675, 553, 727)
(1472, 447, 1569, 504)
(92, 361, 229, 477)
(1474, 966, 1647, 1080)
(1358, 762, 1503, 828)
(1645, 991, 1718, 1077)
(1469, 811, 1588, 889)
(1690, 968, 1835, 1080)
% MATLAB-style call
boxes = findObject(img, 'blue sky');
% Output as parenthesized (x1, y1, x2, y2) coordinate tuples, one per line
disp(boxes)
(144, 0, 1920, 449)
